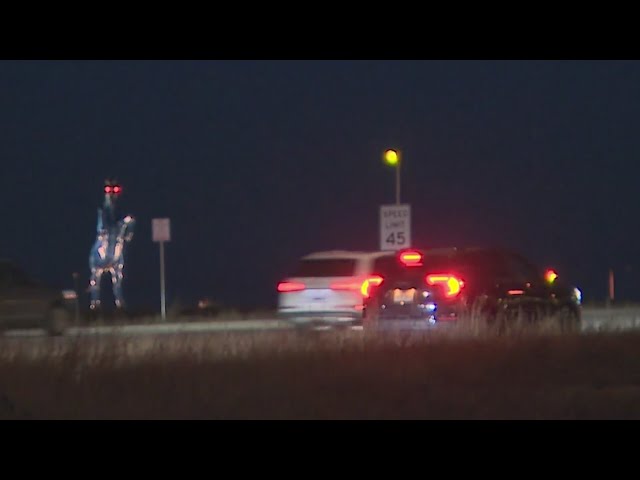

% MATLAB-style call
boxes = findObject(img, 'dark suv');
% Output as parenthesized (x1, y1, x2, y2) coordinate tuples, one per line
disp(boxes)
(362, 247, 582, 332)
(0, 260, 76, 336)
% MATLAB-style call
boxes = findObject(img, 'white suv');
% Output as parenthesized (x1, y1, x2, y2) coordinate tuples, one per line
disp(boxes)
(277, 250, 394, 329)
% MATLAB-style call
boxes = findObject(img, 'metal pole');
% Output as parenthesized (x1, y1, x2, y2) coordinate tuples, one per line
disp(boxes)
(73, 272, 79, 324)
(160, 241, 166, 320)
(609, 268, 615, 304)
(396, 159, 401, 205)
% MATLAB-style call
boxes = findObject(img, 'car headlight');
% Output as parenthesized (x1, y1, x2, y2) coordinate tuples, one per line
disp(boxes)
(572, 287, 582, 305)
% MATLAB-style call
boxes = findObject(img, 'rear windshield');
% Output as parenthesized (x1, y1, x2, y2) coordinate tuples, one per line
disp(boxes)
(372, 254, 458, 276)
(292, 259, 357, 277)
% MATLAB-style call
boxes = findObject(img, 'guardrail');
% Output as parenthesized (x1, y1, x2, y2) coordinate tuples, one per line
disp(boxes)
(581, 307, 640, 332)
(4, 308, 640, 338)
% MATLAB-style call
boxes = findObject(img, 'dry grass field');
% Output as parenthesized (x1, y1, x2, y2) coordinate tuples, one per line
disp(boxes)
(1, 321, 639, 419)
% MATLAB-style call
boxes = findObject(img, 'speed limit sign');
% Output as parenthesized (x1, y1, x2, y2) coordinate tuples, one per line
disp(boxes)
(380, 204, 411, 251)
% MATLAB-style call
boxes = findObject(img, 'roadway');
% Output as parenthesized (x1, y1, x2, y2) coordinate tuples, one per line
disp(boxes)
(2, 306, 640, 339)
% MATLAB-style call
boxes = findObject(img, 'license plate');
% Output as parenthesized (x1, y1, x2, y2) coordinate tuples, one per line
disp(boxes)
(306, 289, 330, 302)
(393, 288, 416, 304)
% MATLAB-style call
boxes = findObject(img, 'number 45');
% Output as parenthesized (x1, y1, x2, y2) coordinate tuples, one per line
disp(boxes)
(386, 232, 406, 245)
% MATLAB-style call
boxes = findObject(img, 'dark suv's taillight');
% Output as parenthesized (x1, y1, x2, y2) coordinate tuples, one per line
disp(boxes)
(399, 250, 423, 267)
(361, 275, 384, 298)
(426, 274, 464, 298)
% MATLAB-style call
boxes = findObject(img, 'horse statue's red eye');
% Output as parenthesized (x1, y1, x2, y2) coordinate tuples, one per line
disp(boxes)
(104, 186, 112, 193)
(113, 186, 121, 194)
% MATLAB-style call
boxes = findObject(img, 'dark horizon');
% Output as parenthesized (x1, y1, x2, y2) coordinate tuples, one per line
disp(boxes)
(1, 60, 639, 311)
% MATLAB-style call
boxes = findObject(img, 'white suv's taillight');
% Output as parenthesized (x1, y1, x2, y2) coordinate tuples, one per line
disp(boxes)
(329, 281, 362, 292)
(277, 281, 305, 292)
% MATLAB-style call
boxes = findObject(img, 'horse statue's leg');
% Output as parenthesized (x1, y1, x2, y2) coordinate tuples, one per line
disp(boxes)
(112, 266, 125, 311)
(89, 267, 103, 311)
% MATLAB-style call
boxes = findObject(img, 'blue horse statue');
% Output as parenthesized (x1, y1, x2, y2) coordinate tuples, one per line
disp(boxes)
(89, 180, 135, 311)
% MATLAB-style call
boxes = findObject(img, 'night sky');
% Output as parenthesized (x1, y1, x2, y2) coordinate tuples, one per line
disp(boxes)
(1, 60, 639, 310)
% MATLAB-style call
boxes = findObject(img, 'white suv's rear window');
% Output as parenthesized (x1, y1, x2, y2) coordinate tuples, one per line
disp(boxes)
(292, 259, 357, 277)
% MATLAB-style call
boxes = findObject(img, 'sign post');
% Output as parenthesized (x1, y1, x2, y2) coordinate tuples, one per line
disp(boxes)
(608, 268, 615, 307)
(72, 272, 79, 324)
(380, 204, 411, 251)
(152, 218, 171, 320)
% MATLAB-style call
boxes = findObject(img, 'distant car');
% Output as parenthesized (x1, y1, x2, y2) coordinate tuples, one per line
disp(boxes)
(0, 260, 76, 336)
(277, 250, 395, 329)
(363, 247, 582, 332)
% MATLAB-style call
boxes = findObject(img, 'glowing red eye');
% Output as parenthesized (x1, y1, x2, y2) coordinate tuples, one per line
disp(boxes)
(104, 186, 112, 193)
(113, 186, 121, 194)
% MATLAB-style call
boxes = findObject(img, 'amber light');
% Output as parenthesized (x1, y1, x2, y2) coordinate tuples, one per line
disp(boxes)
(426, 274, 463, 298)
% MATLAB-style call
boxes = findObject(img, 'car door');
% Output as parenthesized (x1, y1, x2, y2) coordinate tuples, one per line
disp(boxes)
(457, 251, 510, 298)
(503, 253, 552, 310)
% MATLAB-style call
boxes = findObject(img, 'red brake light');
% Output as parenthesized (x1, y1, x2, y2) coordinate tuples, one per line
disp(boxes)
(426, 274, 463, 298)
(277, 281, 305, 292)
(399, 250, 423, 267)
(330, 281, 362, 291)
(361, 275, 384, 298)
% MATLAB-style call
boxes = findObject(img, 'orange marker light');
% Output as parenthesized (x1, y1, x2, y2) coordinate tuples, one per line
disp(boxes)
(545, 269, 558, 284)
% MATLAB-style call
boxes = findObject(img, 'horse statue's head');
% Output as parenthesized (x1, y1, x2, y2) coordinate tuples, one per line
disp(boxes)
(103, 178, 122, 207)
(99, 178, 125, 229)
